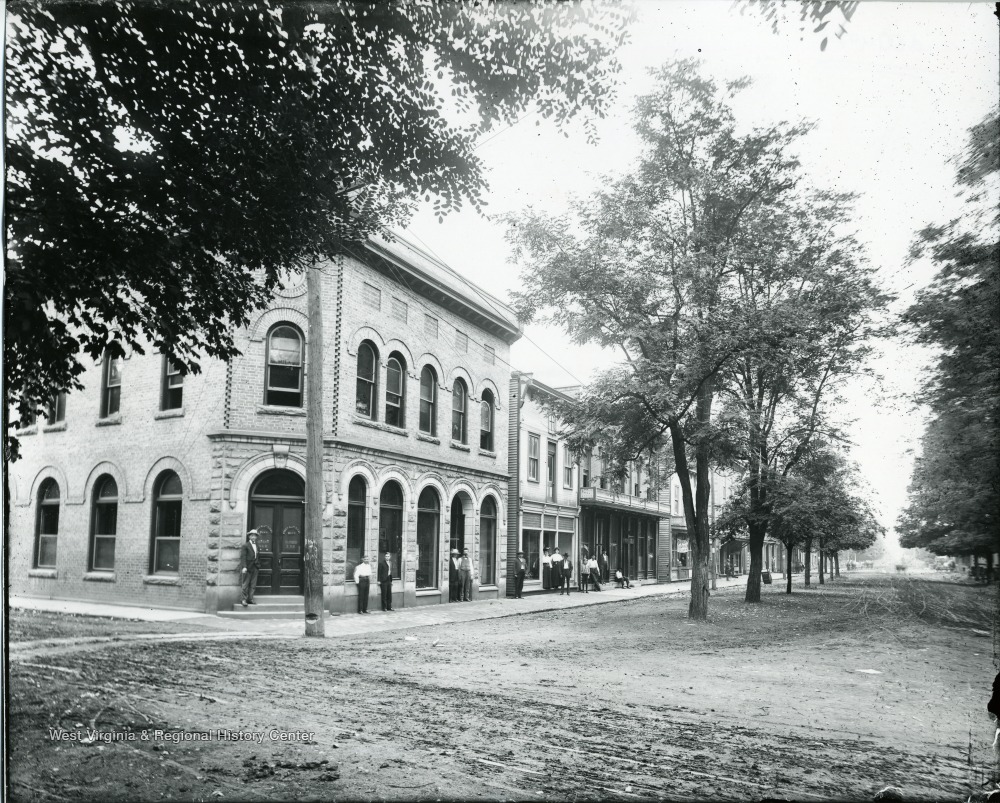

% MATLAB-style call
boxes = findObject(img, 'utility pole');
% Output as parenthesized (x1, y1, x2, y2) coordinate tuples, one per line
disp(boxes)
(303, 258, 325, 637)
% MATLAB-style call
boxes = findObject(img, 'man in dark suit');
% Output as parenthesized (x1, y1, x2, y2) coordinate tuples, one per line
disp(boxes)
(513, 551, 527, 599)
(560, 552, 573, 595)
(378, 551, 394, 611)
(449, 549, 461, 602)
(239, 530, 260, 607)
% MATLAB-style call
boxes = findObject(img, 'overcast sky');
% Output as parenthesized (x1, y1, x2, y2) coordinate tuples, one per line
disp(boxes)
(398, 1, 999, 545)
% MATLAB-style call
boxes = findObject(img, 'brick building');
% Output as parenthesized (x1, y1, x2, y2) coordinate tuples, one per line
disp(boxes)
(9, 233, 519, 614)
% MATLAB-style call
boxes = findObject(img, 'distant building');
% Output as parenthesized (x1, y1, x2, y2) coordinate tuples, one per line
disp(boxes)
(9, 233, 520, 614)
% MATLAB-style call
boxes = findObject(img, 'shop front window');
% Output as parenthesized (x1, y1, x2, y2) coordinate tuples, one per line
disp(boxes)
(378, 482, 404, 579)
(416, 487, 439, 589)
(524, 530, 540, 579)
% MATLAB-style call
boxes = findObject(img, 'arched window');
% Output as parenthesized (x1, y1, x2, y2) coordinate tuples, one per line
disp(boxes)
(419, 366, 437, 436)
(480, 389, 495, 451)
(479, 496, 497, 586)
(35, 479, 60, 569)
(416, 487, 440, 590)
(451, 379, 467, 443)
(385, 353, 406, 428)
(378, 482, 403, 579)
(265, 324, 304, 407)
(150, 472, 182, 574)
(356, 341, 378, 419)
(90, 475, 119, 571)
(346, 476, 366, 581)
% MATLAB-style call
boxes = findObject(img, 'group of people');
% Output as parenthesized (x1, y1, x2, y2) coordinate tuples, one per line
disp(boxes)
(239, 529, 633, 615)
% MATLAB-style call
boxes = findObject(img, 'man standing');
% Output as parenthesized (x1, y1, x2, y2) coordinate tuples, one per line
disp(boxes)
(354, 555, 372, 614)
(459, 547, 474, 602)
(378, 551, 394, 611)
(579, 553, 589, 593)
(239, 530, 260, 608)
(449, 549, 462, 602)
(560, 552, 572, 595)
(513, 551, 528, 599)
(541, 547, 552, 590)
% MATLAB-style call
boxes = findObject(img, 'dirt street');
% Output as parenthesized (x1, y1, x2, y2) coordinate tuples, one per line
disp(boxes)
(7, 574, 998, 801)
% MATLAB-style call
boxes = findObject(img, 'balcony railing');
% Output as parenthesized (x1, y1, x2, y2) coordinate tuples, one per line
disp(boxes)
(578, 486, 670, 516)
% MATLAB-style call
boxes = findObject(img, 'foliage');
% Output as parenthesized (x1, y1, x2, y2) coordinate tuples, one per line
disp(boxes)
(734, 0, 859, 51)
(507, 60, 820, 618)
(3, 0, 632, 451)
(897, 109, 1000, 559)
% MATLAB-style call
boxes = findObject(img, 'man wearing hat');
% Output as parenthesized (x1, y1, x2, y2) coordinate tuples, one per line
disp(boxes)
(239, 530, 260, 607)
(354, 555, 372, 614)
(513, 551, 528, 599)
(458, 547, 474, 602)
(449, 548, 462, 602)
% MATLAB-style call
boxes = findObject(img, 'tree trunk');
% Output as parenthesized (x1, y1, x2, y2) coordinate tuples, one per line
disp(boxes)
(818, 545, 825, 585)
(785, 542, 793, 594)
(804, 538, 812, 587)
(987, 552, 995, 583)
(303, 261, 326, 637)
(745, 520, 766, 603)
(834, 551, 840, 578)
(671, 382, 714, 621)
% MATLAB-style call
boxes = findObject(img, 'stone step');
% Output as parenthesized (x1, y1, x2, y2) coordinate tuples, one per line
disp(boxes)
(224, 595, 307, 615)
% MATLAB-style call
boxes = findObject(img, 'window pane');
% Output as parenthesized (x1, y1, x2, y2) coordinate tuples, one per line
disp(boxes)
(42, 480, 60, 501)
(358, 344, 376, 381)
(524, 530, 540, 579)
(158, 500, 182, 538)
(269, 364, 301, 391)
(253, 473, 304, 497)
(106, 386, 121, 416)
(108, 358, 122, 386)
(269, 328, 301, 365)
(96, 502, 118, 535)
(154, 539, 180, 573)
(37, 535, 57, 568)
(159, 473, 183, 497)
(346, 494, 365, 581)
(98, 477, 118, 499)
(93, 536, 116, 570)
(387, 360, 402, 395)
(356, 378, 373, 417)
(39, 504, 60, 536)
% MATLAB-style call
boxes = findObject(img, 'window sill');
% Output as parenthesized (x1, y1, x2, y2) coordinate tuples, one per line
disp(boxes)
(416, 432, 440, 445)
(478, 585, 498, 592)
(43, 422, 67, 433)
(415, 588, 441, 597)
(257, 405, 306, 417)
(353, 417, 408, 437)
(83, 572, 116, 582)
(96, 415, 122, 427)
(527, 478, 540, 484)
(478, 449, 497, 459)
(450, 441, 471, 453)
(143, 574, 181, 585)
(29, 568, 57, 579)
(155, 408, 185, 420)
(17, 426, 38, 436)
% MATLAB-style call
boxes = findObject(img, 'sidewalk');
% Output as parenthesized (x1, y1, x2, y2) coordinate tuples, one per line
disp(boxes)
(10, 574, 756, 641)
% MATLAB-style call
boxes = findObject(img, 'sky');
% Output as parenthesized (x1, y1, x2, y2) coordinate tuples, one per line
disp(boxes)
(398, 1, 999, 546)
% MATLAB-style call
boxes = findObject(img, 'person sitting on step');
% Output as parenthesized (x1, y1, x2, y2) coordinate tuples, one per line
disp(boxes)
(614, 568, 631, 589)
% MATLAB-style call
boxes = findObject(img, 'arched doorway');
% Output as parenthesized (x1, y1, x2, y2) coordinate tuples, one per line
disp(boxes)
(449, 495, 467, 592)
(249, 470, 304, 595)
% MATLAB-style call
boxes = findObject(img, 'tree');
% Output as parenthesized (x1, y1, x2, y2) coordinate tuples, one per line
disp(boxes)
(4, 0, 633, 449)
(897, 109, 1000, 566)
(735, 1, 860, 52)
(507, 60, 810, 619)
(713, 189, 889, 602)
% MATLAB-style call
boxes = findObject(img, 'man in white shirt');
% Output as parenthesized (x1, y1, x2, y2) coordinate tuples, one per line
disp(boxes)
(354, 555, 372, 614)
(239, 530, 260, 607)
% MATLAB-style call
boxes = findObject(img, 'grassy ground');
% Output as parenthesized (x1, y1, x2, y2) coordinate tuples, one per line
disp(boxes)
(7, 573, 998, 802)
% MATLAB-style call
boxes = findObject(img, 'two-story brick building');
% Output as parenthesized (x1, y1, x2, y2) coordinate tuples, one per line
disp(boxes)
(8, 233, 520, 614)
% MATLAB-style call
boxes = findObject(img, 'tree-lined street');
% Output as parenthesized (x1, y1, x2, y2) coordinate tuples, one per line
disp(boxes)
(8, 574, 995, 801)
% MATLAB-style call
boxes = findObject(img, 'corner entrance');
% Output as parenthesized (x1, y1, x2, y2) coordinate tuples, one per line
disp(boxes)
(249, 470, 304, 595)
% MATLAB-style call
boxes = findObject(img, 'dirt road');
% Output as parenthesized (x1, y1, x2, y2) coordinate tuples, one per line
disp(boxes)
(7, 574, 997, 801)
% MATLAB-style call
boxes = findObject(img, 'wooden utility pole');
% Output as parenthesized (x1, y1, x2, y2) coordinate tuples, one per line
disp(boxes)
(303, 259, 325, 637)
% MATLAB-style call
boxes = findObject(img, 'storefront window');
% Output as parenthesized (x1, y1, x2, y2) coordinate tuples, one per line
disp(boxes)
(674, 535, 689, 568)
(346, 476, 366, 581)
(524, 530, 540, 579)
(479, 496, 497, 586)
